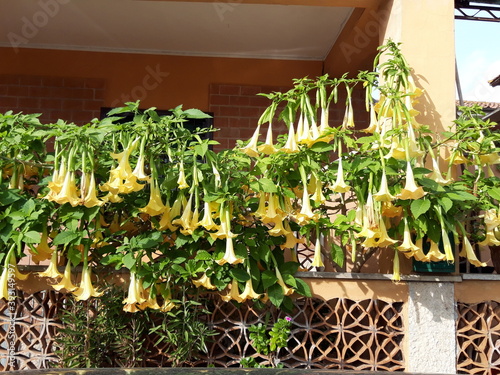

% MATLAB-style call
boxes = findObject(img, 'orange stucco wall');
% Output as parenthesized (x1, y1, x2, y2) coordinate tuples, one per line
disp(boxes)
(0, 47, 322, 111)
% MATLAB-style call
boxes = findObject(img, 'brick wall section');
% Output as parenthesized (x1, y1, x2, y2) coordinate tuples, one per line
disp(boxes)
(209, 83, 369, 151)
(0, 75, 105, 125)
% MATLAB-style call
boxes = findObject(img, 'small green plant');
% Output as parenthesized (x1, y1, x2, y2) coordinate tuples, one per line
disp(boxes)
(53, 284, 148, 368)
(240, 316, 292, 368)
(149, 284, 217, 367)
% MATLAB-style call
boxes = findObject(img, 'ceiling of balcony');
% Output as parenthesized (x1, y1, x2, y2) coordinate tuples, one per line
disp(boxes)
(0, 1, 354, 61)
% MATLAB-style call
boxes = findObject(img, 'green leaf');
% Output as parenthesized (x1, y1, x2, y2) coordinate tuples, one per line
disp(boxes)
(279, 261, 299, 276)
(411, 199, 431, 219)
(294, 278, 312, 297)
(331, 243, 344, 268)
(122, 252, 136, 270)
(0, 190, 22, 206)
(438, 196, 453, 213)
(52, 231, 80, 246)
(258, 178, 278, 193)
(21, 199, 35, 216)
(183, 108, 212, 119)
(230, 268, 250, 282)
(22, 230, 41, 244)
(268, 283, 284, 307)
(282, 273, 297, 288)
(195, 250, 212, 261)
(309, 142, 335, 153)
(175, 234, 191, 247)
(261, 270, 277, 289)
(487, 187, 500, 201)
(447, 191, 477, 201)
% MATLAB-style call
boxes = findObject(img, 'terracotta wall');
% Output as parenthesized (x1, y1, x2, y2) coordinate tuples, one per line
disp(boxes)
(209, 83, 370, 151)
(0, 47, 322, 113)
(0, 74, 105, 124)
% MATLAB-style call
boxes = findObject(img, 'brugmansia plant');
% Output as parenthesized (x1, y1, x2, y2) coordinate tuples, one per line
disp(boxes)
(1, 39, 500, 318)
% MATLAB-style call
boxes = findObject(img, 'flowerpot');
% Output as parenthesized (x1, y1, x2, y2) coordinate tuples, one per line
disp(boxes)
(412, 234, 455, 273)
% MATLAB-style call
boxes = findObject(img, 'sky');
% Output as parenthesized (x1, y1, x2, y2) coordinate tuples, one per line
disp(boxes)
(455, 19, 500, 103)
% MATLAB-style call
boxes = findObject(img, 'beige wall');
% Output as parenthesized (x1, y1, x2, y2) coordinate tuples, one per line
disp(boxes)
(379, 0, 456, 135)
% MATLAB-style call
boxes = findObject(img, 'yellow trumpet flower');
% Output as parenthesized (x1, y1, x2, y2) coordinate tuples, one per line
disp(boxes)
(156, 204, 175, 231)
(279, 220, 303, 250)
(192, 273, 217, 290)
(330, 158, 350, 193)
(397, 218, 420, 253)
(362, 217, 397, 249)
(139, 179, 166, 216)
(424, 239, 446, 262)
(159, 284, 176, 312)
(0, 266, 10, 301)
(363, 104, 379, 134)
(73, 265, 103, 301)
(230, 278, 245, 303)
(198, 201, 219, 231)
(381, 201, 403, 218)
(384, 136, 406, 160)
(45, 162, 66, 200)
(428, 157, 452, 185)
(318, 107, 331, 135)
(406, 238, 427, 261)
(216, 236, 244, 266)
(258, 123, 277, 155)
(173, 193, 194, 234)
(120, 175, 145, 194)
(238, 278, 261, 301)
(132, 153, 150, 182)
(210, 204, 237, 240)
(241, 125, 261, 158)
(83, 172, 105, 208)
(177, 161, 190, 190)
(268, 218, 290, 237)
(100, 174, 122, 195)
(341, 95, 354, 129)
(261, 192, 280, 224)
(373, 171, 395, 202)
(31, 229, 53, 263)
(478, 231, 500, 246)
(281, 124, 299, 153)
(52, 262, 77, 292)
(109, 138, 139, 180)
(460, 235, 486, 268)
(138, 291, 161, 311)
(393, 249, 400, 282)
(54, 171, 80, 207)
(311, 236, 324, 268)
(38, 250, 62, 279)
(276, 268, 294, 296)
(397, 162, 426, 200)
(123, 272, 146, 306)
(296, 187, 317, 225)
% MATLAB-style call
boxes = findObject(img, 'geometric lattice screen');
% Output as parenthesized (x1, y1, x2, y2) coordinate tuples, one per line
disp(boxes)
(196, 297, 405, 370)
(457, 301, 500, 375)
(0, 290, 63, 370)
(1, 290, 405, 371)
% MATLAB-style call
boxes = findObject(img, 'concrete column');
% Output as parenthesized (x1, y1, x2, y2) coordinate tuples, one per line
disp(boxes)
(407, 282, 456, 374)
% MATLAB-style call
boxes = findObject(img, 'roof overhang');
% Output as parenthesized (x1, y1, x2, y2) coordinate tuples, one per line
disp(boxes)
(0, 0, 362, 61)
